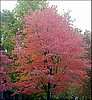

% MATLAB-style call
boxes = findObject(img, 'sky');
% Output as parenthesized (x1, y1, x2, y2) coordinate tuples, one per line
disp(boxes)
(1, 0, 91, 33)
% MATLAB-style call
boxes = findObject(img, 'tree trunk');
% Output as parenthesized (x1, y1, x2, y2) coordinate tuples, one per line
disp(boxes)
(47, 67, 52, 100)
(47, 82, 50, 100)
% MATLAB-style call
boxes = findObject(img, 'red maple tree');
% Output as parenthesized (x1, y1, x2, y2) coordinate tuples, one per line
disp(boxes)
(12, 7, 90, 99)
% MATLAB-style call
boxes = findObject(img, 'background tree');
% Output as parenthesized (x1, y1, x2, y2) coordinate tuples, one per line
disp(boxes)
(0, 10, 15, 52)
(76, 30, 91, 100)
(0, 0, 47, 52)
(11, 7, 90, 100)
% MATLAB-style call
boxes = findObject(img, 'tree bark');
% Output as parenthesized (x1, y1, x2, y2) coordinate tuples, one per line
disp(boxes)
(47, 82, 50, 100)
(47, 67, 52, 100)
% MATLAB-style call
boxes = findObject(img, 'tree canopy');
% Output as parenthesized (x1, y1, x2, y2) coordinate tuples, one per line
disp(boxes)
(11, 7, 90, 100)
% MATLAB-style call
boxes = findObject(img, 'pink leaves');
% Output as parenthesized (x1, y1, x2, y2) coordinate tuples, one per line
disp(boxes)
(12, 7, 90, 95)
(0, 51, 12, 64)
(0, 50, 13, 91)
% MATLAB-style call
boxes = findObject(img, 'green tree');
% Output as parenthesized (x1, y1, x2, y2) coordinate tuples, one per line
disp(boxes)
(1, 10, 15, 52)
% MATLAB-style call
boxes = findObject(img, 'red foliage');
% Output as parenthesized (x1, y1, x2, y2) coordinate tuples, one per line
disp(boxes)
(12, 7, 90, 95)
(0, 50, 13, 91)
